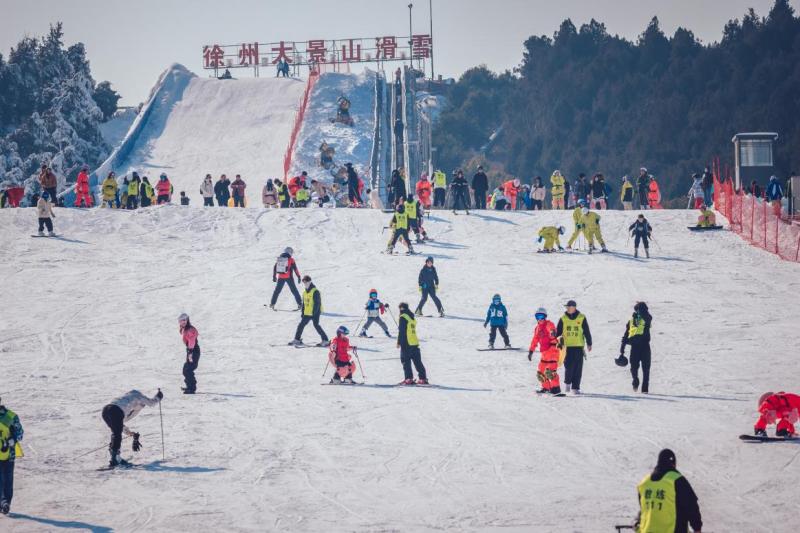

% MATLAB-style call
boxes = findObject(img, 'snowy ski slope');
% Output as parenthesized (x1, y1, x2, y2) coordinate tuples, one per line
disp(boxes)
(1, 207, 799, 532)
(99, 64, 306, 204)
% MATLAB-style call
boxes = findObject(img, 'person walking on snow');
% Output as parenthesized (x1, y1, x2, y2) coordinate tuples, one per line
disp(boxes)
(537, 225, 565, 253)
(688, 173, 705, 209)
(292, 275, 329, 346)
(230, 174, 247, 207)
(36, 191, 56, 236)
(74, 165, 93, 207)
(451, 170, 471, 214)
(397, 302, 428, 385)
(386, 203, 415, 254)
(471, 166, 489, 209)
(214, 174, 231, 206)
(415, 256, 444, 317)
(101, 390, 162, 468)
(556, 300, 592, 394)
(328, 326, 358, 384)
(528, 308, 562, 395)
(270, 247, 303, 310)
(155, 173, 171, 204)
(38, 163, 58, 204)
(262, 179, 278, 207)
(432, 169, 447, 207)
(0, 396, 23, 515)
(618, 302, 652, 393)
(550, 170, 566, 209)
(753, 392, 800, 437)
(484, 294, 511, 349)
(582, 206, 607, 253)
(178, 313, 200, 394)
(629, 214, 653, 258)
(636, 449, 703, 533)
(200, 174, 214, 206)
(360, 289, 392, 337)
(405, 194, 428, 243)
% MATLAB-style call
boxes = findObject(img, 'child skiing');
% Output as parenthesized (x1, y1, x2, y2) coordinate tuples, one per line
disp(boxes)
(415, 256, 444, 317)
(618, 302, 652, 393)
(753, 392, 800, 437)
(629, 214, 652, 258)
(360, 289, 392, 338)
(328, 326, 359, 384)
(397, 302, 428, 385)
(696, 206, 717, 228)
(483, 294, 511, 349)
(527, 308, 562, 395)
(101, 389, 162, 467)
(179, 313, 200, 394)
(386, 203, 415, 254)
(270, 247, 302, 310)
(537, 225, 565, 253)
(36, 191, 55, 236)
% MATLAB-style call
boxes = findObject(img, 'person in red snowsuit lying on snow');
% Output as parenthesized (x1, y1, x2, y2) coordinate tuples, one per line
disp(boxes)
(328, 326, 358, 384)
(754, 391, 800, 437)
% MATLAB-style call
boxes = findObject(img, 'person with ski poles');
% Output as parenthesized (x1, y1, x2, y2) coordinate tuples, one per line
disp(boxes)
(753, 392, 800, 437)
(291, 275, 329, 346)
(405, 194, 428, 243)
(451, 170, 470, 214)
(386, 203, 415, 254)
(528, 308, 562, 395)
(179, 313, 201, 394)
(617, 302, 652, 393)
(484, 294, 511, 349)
(101, 389, 163, 467)
(635, 449, 702, 533)
(270, 247, 303, 310)
(415, 256, 444, 317)
(629, 214, 653, 258)
(556, 300, 592, 394)
(0, 396, 23, 515)
(359, 289, 392, 338)
(397, 302, 428, 385)
(328, 326, 359, 384)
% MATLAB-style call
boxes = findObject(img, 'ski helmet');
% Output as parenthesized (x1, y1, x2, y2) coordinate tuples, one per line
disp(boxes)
(758, 392, 774, 408)
(284, 247, 294, 255)
(425, 256, 434, 264)
(369, 288, 378, 296)
(577, 199, 586, 207)
(615, 354, 629, 367)
(558, 226, 565, 235)
(407, 193, 414, 201)
(534, 307, 547, 320)
(581, 207, 589, 215)
(178, 313, 189, 322)
(492, 293, 501, 303)
(337, 325, 349, 336)
(41, 191, 50, 200)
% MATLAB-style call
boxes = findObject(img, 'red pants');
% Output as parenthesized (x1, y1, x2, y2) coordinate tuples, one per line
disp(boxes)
(75, 191, 93, 207)
(693, 197, 704, 209)
(537, 348, 560, 391)
(755, 413, 796, 435)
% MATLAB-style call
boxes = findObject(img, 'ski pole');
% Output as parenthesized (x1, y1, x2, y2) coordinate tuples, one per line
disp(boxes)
(649, 234, 662, 252)
(353, 347, 366, 381)
(386, 307, 399, 327)
(321, 358, 330, 379)
(353, 309, 368, 336)
(158, 389, 165, 461)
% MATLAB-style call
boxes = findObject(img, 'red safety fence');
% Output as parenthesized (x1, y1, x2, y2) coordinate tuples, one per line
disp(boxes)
(713, 160, 800, 263)
(283, 72, 319, 180)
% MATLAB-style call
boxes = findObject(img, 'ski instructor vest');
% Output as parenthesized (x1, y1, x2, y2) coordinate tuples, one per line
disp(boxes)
(404, 200, 418, 220)
(637, 471, 681, 533)
(394, 212, 408, 230)
(561, 313, 586, 347)
(0, 408, 21, 461)
(628, 317, 646, 339)
(303, 287, 320, 317)
(404, 315, 419, 346)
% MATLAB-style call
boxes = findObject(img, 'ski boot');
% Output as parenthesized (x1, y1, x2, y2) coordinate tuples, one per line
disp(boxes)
(438, 309, 445, 317)
(504, 343, 512, 349)
(633, 378, 640, 393)
(343, 377, 354, 384)
(754, 428, 768, 437)
(571, 388, 581, 395)
(182, 387, 196, 394)
(535, 388, 548, 394)
(645, 249, 650, 258)
(565, 246, 572, 252)
(417, 378, 429, 385)
(415, 309, 423, 317)
(384, 330, 393, 338)
(0, 500, 8, 515)
(588, 245, 595, 255)
(634, 249, 638, 258)
(557, 247, 564, 252)
(385, 247, 394, 255)
(330, 375, 342, 385)
(288, 339, 302, 346)
(315, 340, 329, 347)
(488, 343, 495, 350)
(399, 378, 415, 385)
(776, 428, 791, 437)
(269, 303, 276, 310)
(358, 330, 369, 338)
(600, 245, 608, 253)
(37, 229, 44, 236)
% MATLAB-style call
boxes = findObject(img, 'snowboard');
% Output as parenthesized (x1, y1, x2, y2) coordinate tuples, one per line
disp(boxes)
(97, 462, 136, 471)
(31, 234, 59, 238)
(739, 434, 798, 442)
(688, 225, 723, 231)
(321, 381, 364, 386)
(291, 342, 329, 349)
(263, 304, 299, 312)
(381, 250, 417, 255)
(477, 347, 521, 352)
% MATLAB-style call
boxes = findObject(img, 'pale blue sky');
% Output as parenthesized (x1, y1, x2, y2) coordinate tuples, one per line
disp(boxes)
(3, 0, 795, 105)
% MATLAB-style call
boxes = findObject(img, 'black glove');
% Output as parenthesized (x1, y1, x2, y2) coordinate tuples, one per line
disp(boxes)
(527, 350, 533, 361)
(272, 277, 276, 283)
(0, 440, 8, 453)
(132, 432, 142, 452)
(156, 389, 164, 400)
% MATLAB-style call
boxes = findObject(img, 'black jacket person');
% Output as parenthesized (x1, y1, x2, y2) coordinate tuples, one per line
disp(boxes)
(415, 257, 443, 316)
(620, 302, 652, 393)
(556, 300, 592, 393)
(636, 449, 702, 533)
(397, 303, 427, 384)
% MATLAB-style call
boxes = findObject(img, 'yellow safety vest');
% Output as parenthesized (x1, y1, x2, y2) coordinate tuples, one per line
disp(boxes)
(561, 313, 586, 347)
(128, 181, 139, 195)
(433, 171, 446, 189)
(0, 408, 21, 461)
(404, 201, 417, 219)
(296, 189, 310, 202)
(278, 185, 288, 200)
(404, 315, 419, 346)
(303, 287, 319, 317)
(628, 317, 645, 338)
(394, 212, 408, 230)
(144, 183, 154, 199)
(637, 471, 681, 533)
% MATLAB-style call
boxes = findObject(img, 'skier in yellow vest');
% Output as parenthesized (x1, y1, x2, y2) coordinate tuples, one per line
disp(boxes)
(566, 199, 587, 250)
(537, 225, 565, 253)
(386, 203, 415, 254)
(432, 170, 447, 207)
(0, 396, 24, 515)
(582, 206, 608, 253)
(556, 300, 592, 394)
(291, 275, 329, 346)
(396, 302, 428, 385)
(636, 449, 702, 533)
(550, 170, 566, 210)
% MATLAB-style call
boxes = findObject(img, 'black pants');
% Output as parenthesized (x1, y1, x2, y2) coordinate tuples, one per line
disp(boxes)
(634, 234, 649, 249)
(563, 347, 585, 390)
(203, 197, 214, 206)
(433, 188, 446, 207)
(295, 315, 328, 342)
(0, 460, 14, 506)
(45, 187, 57, 203)
(280, 197, 290, 208)
(401, 345, 427, 380)
(416, 286, 442, 313)
(348, 188, 360, 204)
(233, 195, 244, 207)
(217, 195, 229, 207)
(271, 277, 302, 307)
(489, 325, 510, 346)
(630, 344, 651, 393)
(183, 345, 201, 392)
(532, 199, 543, 210)
(127, 195, 138, 209)
(363, 316, 389, 333)
(101, 404, 125, 457)
(473, 190, 487, 209)
(452, 189, 470, 211)
(389, 228, 412, 249)
(38, 217, 53, 232)
(157, 194, 169, 204)
(638, 190, 649, 209)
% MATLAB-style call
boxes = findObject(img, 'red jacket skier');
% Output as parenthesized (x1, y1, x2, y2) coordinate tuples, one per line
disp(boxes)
(328, 326, 357, 384)
(74, 166, 93, 207)
(754, 391, 800, 437)
(156, 174, 172, 204)
(503, 179, 521, 210)
(528, 307, 562, 395)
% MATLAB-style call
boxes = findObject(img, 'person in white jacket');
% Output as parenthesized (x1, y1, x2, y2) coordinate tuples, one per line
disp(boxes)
(101, 389, 162, 467)
(36, 191, 56, 236)
(200, 174, 214, 206)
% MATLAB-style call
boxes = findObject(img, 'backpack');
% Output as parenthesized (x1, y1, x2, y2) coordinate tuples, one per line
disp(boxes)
(276, 255, 290, 274)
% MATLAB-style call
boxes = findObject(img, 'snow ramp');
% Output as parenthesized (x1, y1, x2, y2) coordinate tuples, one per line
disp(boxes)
(289, 71, 377, 183)
(96, 64, 306, 203)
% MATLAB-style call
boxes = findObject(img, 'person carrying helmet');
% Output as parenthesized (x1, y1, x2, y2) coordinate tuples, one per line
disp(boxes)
(270, 247, 302, 310)
(156, 173, 171, 204)
(556, 300, 592, 394)
(292, 275, 329, 346)
(528, 308, 562, 395)
(386, 203, 415, 254)
(629, 214, 652, 258)
(75, 164, 93, 207)
(635, 449, 703, 533)
(0, 395, 24, 514)
(360, 289, 392, 338)
(328, 326, 358, 384)
(537, 225, 565, 253)
(618, 302, 652, 393)
(100, 389, 162, 468)
(566, 199, 587, 250)
(178, 313, 200, 394)
(582, 206, 607, 253)
(503, 178, 521, 211)
(550, 170, 566, 210)
(415, 256, 444, 317)
(483, 294, 511, 349)
(753, 392, 800, 437)
(397, 302, 428, 385)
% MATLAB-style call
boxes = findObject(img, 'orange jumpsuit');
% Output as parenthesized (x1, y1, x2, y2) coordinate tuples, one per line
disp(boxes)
(754, 392, 800, 436)
(416, 179, 432, 208)
(75, 170, 93, 207)
(647, 180, 662, 209)
(503, 180, 519, 211)
(529, 319, 561, 392)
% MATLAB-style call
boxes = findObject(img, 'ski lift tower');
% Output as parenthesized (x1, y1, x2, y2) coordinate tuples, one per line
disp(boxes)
(732, 132, 778, 190)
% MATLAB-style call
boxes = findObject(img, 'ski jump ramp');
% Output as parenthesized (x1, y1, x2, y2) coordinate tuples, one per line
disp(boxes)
(96, 64, 306, 202)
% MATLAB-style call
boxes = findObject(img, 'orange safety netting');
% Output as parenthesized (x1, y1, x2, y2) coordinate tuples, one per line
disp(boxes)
(283, 72, 319, 180)
(713, 159, 800, 263)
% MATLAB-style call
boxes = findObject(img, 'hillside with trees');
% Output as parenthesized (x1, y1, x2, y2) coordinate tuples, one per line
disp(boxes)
(432, 0, 800, 205)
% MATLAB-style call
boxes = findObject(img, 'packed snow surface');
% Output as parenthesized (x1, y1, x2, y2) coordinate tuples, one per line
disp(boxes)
(108, 69, 305, 203)
(1, 207, 798, 532)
